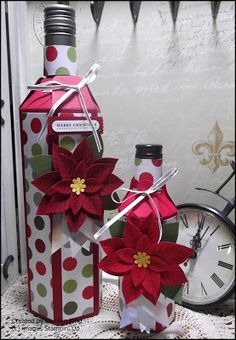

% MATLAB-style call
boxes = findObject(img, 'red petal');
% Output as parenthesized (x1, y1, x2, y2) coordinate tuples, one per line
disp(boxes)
(136, 235, 152, 253)
(87, 163, 116, 183)
(52, 179, 72, 194)
(52, 144, 74, 171)
(100, 238, 125, 255)
(116, 248, 136, 263)
(161, 265, 188, 286)
(94, 157, 118, 166)
(73, 160, 87, 180)
(82, 194, 103, 216)
(149, 255, 168, 273)
(122, 273, 143, 304)
(36, 195, 51, 214)
(85, 178, 103, 193)
(99, 253, 133, 275)
(142, 270, 161, 305)
(47, 193, 70, 213)
(139, 213, 160, 243)
(123, 219, 143, 248)
(130, 265, 146, 287)
(65, 209, 87, 233)
(73, 138, 94, 166)
(153, 242, 194, 265)
(99, 174, 124, 196)
(69, 193, 84, 215)
(57, 153, 77, 179)
(32, 171, 61, 194)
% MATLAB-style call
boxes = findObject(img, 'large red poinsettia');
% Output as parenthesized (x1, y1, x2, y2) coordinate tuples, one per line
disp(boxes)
(32, 138, 123, 232)
(99, 213, 194, 305)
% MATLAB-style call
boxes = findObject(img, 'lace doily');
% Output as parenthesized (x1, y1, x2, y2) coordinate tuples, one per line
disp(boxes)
(1, 275, 235, 339)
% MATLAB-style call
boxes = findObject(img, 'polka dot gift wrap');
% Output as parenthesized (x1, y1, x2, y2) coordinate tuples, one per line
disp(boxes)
(19, 75, 104, 325)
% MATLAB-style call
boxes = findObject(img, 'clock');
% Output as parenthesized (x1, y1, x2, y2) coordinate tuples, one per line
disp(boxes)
(176, 204, 235, 310)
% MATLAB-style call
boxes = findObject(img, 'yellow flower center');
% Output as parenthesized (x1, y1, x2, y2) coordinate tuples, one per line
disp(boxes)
(70, 177, 86, 195)
(134, 252, 151, 268)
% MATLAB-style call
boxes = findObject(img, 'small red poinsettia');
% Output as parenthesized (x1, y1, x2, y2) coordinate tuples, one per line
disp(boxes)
(32, 138, 123, 232)
(99, 213, 194, 305)
(119, 174, 177, 221)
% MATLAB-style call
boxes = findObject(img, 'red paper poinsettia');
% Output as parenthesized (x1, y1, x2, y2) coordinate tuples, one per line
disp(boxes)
(99, 213, 194, 305)
(32, 138, 123, 232)
(118, 173, 177, 221)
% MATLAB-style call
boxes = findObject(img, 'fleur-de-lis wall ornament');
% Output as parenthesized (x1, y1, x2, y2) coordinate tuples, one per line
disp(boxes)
(192, 121, 235, 173)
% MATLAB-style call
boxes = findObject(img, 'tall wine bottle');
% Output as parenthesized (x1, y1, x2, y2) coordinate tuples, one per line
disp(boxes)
(19, 4, 103, 324)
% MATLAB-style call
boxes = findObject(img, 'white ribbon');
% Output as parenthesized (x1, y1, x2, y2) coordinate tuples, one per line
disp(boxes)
(52, 214, 102, 256)
(28, 63, 102, 152)
(120, 294, 173, 333)
(94, 167, 178, 241)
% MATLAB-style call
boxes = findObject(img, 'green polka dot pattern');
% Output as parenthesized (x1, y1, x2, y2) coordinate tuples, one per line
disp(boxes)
(82, 264, 93, 278)
(33, 192, 43, 207)
(38, 304, 48, 317)
(60, 136, 75, 151)
(67, 47, 76, 62)
(34, 216, 45, 230)
(135, 158, 142, 166)
(56, 67, 70, 75)
(31, 143, 42, 156)
(37, 283, 47, 297)
(63, 302, 78, 315)
(82, 244, 93, 256)
(63, 279, 78, 294)
(25, 179, 30, 192)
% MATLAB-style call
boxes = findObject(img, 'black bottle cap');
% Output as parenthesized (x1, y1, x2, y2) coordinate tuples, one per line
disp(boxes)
(44, 4, 76, 46)
(135, 144, 163, 159)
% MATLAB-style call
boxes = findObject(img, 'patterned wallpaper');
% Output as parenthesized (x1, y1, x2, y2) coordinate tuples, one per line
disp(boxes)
(27, 1, 235, 218)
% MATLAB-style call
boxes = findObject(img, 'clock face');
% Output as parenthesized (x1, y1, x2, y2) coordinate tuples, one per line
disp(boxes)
(177, 207, 235, 307)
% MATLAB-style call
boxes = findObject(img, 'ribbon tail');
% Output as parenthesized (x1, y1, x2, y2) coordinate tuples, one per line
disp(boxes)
(51, 213, 71, 254)
(38, 88, 76, 140)
(120, 295, 171, 333)
(78, 89, 102, 153)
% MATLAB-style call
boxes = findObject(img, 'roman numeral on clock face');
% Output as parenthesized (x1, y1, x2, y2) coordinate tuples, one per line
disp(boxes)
(184, 281, 189, 294)
(217, 244, 231, 251)
(180, 214, 189, 228)
(201, 282, 208, 296)
(218, 260, 233, 270)
(210, 273, 224, 288)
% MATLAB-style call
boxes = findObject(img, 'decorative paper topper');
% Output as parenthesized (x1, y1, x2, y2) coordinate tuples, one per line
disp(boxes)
(32, 137, 123, 233)
(99, 213, 194, 305)
(118, 173, 177, 221)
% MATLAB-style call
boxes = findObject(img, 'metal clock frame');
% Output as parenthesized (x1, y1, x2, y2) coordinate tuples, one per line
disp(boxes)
(177, 160, 235, 310)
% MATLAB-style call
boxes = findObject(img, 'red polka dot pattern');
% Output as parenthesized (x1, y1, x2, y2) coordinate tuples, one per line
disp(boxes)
(63, 257, 77, 271)
(155, 322, 164, 332)
(139, 172, 154, 183)
(46, 46, 58, 61)
(36, 261, 46, 275)
(167, 302, 173, 317)
(31, 118, 42, 134)
(35, 239, 46, 253)
(152, 159, 163, 167)
(82, 286, 94, 299)
(26, 225, 31, 238)
(28, 269, 33, 281)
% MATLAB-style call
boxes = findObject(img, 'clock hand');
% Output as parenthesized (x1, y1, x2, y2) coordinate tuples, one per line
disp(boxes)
(184, 225, 210, 266)
(199, 226, 210, 242)
(184, 228, 211, 267)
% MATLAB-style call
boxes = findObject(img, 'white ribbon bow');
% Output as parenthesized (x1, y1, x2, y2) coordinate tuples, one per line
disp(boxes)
(28, 63, 102, 152)
(94, 167, 178, 241)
